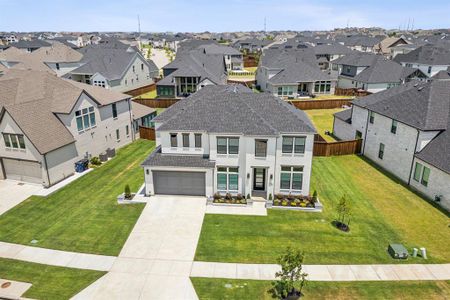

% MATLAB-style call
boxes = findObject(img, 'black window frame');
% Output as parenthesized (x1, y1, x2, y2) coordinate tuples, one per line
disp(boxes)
(255, 139, 267, 157)
(228, 138, 239, 154)
(282, 136, 306, 154)
(369, 111, 375, 124)
(194, 133, 202, 148)
(282, 137, 293, 153)
(378, 143, 385, 159)
(217, 137, 239, 154)
(182, 133, 190, 148)
(170, 133, 178, 147)
(112, 103, 118, 119)
(391, 120, 398, 134)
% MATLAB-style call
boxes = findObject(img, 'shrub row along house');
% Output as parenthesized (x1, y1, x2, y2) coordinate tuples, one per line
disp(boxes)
(0, 70, 154, 186)
(256, 48, 336, 98)
(333, 78, 450, 210)
(331, 52, 427, 93)
(142, 85, 316, 199)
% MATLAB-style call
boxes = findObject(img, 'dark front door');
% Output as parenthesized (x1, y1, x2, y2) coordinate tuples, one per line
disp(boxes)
(253, 168, 266, 191)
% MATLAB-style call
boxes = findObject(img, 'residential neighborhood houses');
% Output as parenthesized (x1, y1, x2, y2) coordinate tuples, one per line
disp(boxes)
(0, 16, 450, 300)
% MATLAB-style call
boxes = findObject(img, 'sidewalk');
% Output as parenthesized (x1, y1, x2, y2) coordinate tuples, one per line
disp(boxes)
(190, 261, 450, 281)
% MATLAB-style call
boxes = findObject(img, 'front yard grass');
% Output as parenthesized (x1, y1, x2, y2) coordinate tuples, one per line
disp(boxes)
(305, 109, 342, 142)
(0, 140, 155, 255)
(0, 258, 105, 300)
(191, 278, 450, 300)
(195, 155, 450, 264)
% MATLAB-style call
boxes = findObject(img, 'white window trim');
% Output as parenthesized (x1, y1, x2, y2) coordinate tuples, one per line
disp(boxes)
(76, 106, 96, 133)
(280, 166, 304, 193)
(217, 167, 239, 193)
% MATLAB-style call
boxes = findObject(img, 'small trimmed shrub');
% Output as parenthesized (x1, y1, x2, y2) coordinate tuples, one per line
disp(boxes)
(236, 193, 243, 200)
(213, 193, 221, 200)
(281, 200, 288, 206)
(300, 202, 307, 207)
(276, 193, 284, 200)
(268, 194, 273, 201)
(225, 193, 232, 200)
(287, 193, 295, 201)
(274, 199, 281, 205)
(312, 190, 318, 203)
(90, 156, 101, 166)
(290, 202, 297, 207)
(246, 194, 251, 200)
(124, 184, 131, 199)
(240, 199, 246, 204)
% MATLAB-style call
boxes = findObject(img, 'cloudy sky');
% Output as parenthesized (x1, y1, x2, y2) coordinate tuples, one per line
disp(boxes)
(1, 0, 449, 32)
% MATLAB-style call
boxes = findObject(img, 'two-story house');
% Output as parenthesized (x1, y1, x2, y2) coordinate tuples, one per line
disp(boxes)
(395, 44, 450, 77)
(333, 80, 450, 211)
(256, 48, 336, 98)
(142, 85, 316, 199)
(332, 52, 426, 93)
(0, 70, 141, 187)
(313, 43, 354, 71)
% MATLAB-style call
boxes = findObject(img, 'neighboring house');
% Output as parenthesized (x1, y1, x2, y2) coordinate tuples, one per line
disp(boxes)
(395, 44, 450, 77)
(0, 70, 137, 187)
(313, 44, 354, 71)
(332, 52, 426, 93)
(338, 35, 383, 53)
(256, 48, 336, 98)
(231, 38, 271, 53)
(374, 36, 409, 57)
(333, 80, 450, 211)
(142, 85, 316, 199)
(390, 44, 419, 59)
(131, 101, 157, 137)
(11, 39, 51, 53)
(66, 46, 158, 93)
(200, 44, 243, 71)
(156, 49, 227, 98)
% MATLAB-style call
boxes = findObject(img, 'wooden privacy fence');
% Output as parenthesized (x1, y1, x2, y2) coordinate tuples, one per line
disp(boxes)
(289, 99, 353, 110)
(124, 83, 156, 97)
(335, 87, 372, 97)
(139, 126, 156, 140)
(314, 138, 362, 156)
(134, 98, 180, 108)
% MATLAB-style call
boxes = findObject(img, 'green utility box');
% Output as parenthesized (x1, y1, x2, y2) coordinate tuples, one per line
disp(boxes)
(388, 244, 409, 259)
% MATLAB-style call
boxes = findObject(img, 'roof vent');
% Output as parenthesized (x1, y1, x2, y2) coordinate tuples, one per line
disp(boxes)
(417, 86, 424, 91)
(414, 83, 419, 87)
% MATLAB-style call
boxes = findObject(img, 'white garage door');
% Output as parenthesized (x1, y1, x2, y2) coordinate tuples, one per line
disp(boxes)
(153, 171, 206, 196)
(3, 158, 43, 184)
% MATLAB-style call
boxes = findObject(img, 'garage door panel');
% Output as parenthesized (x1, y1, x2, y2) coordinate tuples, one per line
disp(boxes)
(3, 158, 42, 184)
(153, 171, 205, 196)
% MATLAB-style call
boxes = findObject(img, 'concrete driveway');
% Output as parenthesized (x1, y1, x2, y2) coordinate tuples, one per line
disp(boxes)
(0, 180, 42, 216)
(73, 195, 206, 300)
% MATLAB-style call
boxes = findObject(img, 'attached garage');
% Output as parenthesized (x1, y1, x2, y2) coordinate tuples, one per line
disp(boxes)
(2, 158, 43, 184)
(153, 171, 206, 196)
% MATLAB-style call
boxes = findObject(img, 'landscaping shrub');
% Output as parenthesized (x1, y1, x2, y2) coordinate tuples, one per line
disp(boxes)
(124, 184, 131, 199)
(225, 193, 232, 200)
(236, 194, 243, 200)
(269, 194, 273, 201)
(90, 156, 101, 166)
(213, 193, 221, 200)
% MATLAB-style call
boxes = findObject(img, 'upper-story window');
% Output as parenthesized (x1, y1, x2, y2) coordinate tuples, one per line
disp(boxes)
(170, 133, 177, 147)
(93, 80, 106, 88)
(182, 133, 190, 148)
(255, 139, 267, 157)
(141, 63, 144, 71)
(282, 136, 306, 154)
(3, 133, 26, 150)
(112, 103, 118, 119)
(427, 66, 432, 74)
(76, 107, 96, 132)
(369, 111, 375, 124)
(391, 120, 398, 134)
(217, 137, 239, 154)
(55, 63, 60, 70)
(133, 65, 135, 72)
(378, 143, 385, 159)
(194, 134, 202, 148)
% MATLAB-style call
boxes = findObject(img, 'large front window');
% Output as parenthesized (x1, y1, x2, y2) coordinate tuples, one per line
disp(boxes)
(76, 107, 96, 132)
(282, 136, 306, 154)
(2, 133, 26, 149)
(277, 86, 294, 97)
(217, 137, 239, 154)
(178, 77, 198, 95)
(217, 167, 239, 192)
(280, 166, 303, 192)
(314, 81, 331, 94)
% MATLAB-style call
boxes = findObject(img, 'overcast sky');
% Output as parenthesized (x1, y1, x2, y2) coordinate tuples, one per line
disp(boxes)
(1, 0, 449, 32)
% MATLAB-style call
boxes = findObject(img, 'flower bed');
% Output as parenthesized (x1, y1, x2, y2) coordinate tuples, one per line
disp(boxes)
(272, 193, 317, 208)
(211, 193, 248, 205)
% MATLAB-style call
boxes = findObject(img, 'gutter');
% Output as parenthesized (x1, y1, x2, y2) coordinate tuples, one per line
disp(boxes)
(43, 153, 51, 187)
(407, 128, 420, 186)
(127, 98, 135, 141)
(362, 109, 370, 155)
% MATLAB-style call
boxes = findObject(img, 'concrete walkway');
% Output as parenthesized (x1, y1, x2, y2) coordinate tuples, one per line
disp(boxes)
(73, 195, 206, 300)
(191, 262, 450, 281)
(0, 180, 42, 215)
(206, 201, 267, 216)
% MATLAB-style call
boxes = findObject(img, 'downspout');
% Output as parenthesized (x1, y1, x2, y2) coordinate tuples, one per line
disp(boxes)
(362, 109, 370, 155)
(43, 153, 51, 187)
(127, 99, 135, 141)
(273, 136, 279, 198)
(407, 129, 420, 186)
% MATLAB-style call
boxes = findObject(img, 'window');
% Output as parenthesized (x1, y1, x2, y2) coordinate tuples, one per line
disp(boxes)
(282, 136, 306, 154)
(112, 103, 118, 119)
(116, 129, 120, 141)
(314, 81, 331, 94)
(378, 143, 385, 159)
(141, 63, 144, 71)
(195, 134, 202, 148)
(427, 66, 432, 74)
(413, 162, 431, 187)
(170, 133, 177, 147)
(355, 130, 362, 139)
(2, 133, 26, 149)
(391, 120, 398, 134)
(255, 139, 267, 157)
(217, 167, 239, 192)
(217, 137, 239, 154)
(75, 106, 96, 132)
(126, 125, 129, 137)
(55, 63, 60, 70)
(132, 65, 135, 72)
(277, 86, 294, 97)
(93, 80, 106, 88)
(280, 166, 303, 192)
(182, 133, 190, 148)
(369, 111, 375, 124)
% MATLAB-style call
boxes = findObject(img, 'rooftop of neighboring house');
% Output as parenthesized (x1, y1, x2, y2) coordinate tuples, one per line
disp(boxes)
(158, 49, 227, 86)
(313, 43, 354, 56)
(394, 44, 450, 65)
(337, 34, 384, 47)
(259, 48, 332, 84)
(11, 39, 51, 49)
(131, 101, 156, 120)
(0, 70, 130, 154)
(353, 79, 450, 174)
(200, 44, 242, 56)
(231, 38, 271, 49)
(177, 39, 219, 53)
(154, 85, 316, 135)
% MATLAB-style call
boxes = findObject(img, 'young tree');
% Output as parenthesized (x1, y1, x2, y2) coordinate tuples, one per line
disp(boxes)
(336, 194, 351, 229)
(271, 247, 308, 299)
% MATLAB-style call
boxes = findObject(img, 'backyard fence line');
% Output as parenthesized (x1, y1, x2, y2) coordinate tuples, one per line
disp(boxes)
(134, 98, 180, 108)
(139, 126, 156, 140)
(335, 87, 372, 97)
(124, 83, 156, 97)
(313, 138, 362, 156)
(289, 99, 353, 110)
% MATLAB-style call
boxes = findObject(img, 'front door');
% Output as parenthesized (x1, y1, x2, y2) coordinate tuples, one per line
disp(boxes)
(253, 168, 266, 191)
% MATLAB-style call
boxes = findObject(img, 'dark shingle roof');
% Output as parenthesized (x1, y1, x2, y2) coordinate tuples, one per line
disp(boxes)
(394, 44, 450, 65)
(12, 39, 51, 49)
(334, 109, 352, 122)
(154, 85, 316, 135)
(142, 146, 216, 168)
(313, 44, 354, 55)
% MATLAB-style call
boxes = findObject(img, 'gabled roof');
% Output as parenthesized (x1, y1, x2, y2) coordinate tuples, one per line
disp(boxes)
(313, 44, 353, 55)
(131, 101, 156, 120)
(31, 42, 83, 63)
(154, 85, 316, 135)
(0, 70, 130, 154)
(394, 44, 450, 65)
(11, 39, 51, 49)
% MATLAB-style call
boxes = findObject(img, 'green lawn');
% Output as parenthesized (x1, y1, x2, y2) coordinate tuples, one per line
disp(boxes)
(305, 109, 342, 142)
(135, 89, 157, 99)
(195, 155, 450, 264)
(191, 278, 450, 300)
(0, 258, 105, 300)
(0, 140, 155, 255)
